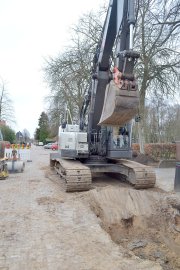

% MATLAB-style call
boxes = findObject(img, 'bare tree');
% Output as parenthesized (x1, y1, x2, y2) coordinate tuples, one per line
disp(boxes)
(0, 79, 15, 125)
(43, 8, 105, 133)
(134, 0, 180, 151)
(133, 96, 180, 143)
(44, 0, 179, 145)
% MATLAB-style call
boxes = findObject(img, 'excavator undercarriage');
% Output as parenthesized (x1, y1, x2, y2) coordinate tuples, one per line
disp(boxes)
(50, 155, 156, 192)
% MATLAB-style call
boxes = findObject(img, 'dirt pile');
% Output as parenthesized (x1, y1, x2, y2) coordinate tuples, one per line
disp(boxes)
(89, 187, 180, 270)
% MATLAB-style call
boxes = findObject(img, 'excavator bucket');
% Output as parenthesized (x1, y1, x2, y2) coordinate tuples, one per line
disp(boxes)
(99, 81, 139, 126)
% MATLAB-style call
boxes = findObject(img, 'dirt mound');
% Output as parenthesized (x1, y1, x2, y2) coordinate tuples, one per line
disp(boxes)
(132, 153, 157, 166)
(89, 187, 180, 270)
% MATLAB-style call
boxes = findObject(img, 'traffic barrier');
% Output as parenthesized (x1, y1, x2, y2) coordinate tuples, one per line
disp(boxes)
(5, 148, 32, 162)
(7, 160, 25, 172)
(5, 144, 31, 149)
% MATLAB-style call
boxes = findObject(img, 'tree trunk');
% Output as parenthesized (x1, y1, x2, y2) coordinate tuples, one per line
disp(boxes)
(138, 78, 147, 154)
(138, 122, 145, 154)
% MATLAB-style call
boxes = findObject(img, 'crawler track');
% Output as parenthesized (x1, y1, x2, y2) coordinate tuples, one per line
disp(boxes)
(113, 159, 156, 188)
(50, 155, 155, 191)
(53, 158, 92, 192)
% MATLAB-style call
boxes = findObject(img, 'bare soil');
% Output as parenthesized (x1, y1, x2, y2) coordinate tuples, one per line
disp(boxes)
(132, 152, 157, 166)
(0, 146, 179, 269)
(89, 187, 180, 270)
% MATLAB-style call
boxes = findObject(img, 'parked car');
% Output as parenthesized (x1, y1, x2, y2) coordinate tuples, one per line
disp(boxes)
(51, 142, 58, 151)
(44, 143, 53, 149)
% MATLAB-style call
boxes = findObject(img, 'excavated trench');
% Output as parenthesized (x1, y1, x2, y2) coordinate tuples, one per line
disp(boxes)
(89, 187, 180, 270)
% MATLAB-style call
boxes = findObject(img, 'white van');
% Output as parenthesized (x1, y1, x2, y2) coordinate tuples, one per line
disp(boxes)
(38, 142, 43, 146)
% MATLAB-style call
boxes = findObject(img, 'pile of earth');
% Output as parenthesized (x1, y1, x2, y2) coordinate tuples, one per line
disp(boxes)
(132, 152, 158, 166)
(89, 187, 180, 270)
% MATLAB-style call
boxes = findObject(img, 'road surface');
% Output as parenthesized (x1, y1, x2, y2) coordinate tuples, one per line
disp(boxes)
(0, 146, 175, 269)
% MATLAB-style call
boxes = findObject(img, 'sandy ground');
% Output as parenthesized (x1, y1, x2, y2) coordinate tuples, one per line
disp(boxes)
(0, 146, 179, 270)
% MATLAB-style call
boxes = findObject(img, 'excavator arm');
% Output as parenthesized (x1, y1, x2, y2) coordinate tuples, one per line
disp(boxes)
(80, 0, 139, 132)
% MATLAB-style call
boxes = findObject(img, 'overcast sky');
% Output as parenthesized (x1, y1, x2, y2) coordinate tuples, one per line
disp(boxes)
(0, 0, 105, 137)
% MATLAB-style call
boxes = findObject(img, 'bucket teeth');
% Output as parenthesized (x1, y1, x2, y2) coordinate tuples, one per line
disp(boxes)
(99, 81, 139, 126)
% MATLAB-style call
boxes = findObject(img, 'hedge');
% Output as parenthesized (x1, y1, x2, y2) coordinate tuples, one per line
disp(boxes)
(132, 143, 176, 161)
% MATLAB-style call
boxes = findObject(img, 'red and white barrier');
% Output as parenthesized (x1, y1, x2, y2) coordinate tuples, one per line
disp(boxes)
(5, 148, 32, 162)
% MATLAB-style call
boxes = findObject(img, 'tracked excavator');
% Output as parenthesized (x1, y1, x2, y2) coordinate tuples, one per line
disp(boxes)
(50, 0, 156, 191)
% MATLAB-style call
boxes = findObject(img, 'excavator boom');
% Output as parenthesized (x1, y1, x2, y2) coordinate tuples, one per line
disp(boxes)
(81, 0, 139, 134)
